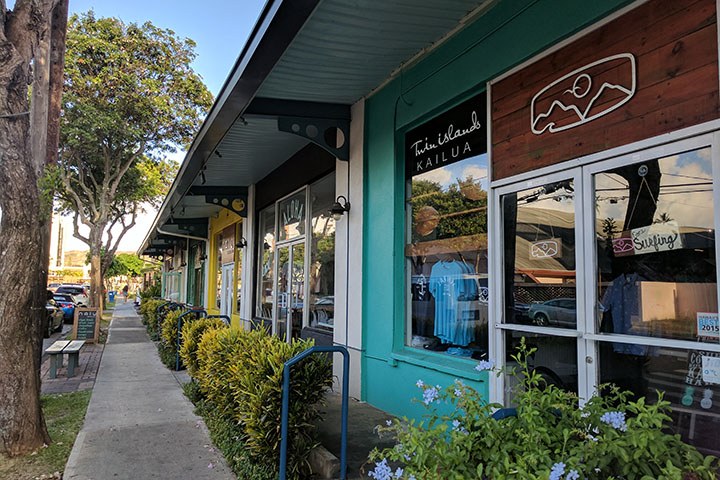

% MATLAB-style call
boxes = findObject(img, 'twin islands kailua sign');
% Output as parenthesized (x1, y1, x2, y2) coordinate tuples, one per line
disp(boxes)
(406, 92, 487, 178)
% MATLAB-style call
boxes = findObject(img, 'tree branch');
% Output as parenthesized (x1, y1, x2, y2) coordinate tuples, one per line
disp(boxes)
(71, 211, 90, 246)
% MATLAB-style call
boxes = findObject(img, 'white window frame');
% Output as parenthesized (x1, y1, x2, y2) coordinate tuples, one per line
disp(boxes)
(489, 128, 720, 405)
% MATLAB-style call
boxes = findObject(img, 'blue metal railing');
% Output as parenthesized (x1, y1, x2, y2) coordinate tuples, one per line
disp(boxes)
(279, 345, 349, 480)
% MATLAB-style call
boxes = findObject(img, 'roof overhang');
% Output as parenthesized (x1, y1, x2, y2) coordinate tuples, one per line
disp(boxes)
(140, 0, 493, 255)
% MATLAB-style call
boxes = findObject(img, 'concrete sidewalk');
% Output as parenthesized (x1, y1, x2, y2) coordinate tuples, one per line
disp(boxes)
(64, 302, 233, 479)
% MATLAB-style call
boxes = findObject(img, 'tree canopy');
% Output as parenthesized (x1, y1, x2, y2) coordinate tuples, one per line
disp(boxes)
(105, 253, 146, 278)
(50, 12, 213, 307)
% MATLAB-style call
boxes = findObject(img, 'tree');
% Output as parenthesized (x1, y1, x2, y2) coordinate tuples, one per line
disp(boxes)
(0, 0, 69, 457)
(106, 253, 146, 278)
(51, 12, 212, 309)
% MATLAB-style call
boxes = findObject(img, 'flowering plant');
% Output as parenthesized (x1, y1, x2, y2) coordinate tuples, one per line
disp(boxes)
(368, 340, 717, 479)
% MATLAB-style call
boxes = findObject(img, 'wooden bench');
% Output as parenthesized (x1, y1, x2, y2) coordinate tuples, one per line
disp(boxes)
(45, 339, 85, 378)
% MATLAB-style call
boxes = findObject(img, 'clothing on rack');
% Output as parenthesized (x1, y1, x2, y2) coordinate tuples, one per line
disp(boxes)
(600, 272, 648, 355)
(428, 259, 477, 346)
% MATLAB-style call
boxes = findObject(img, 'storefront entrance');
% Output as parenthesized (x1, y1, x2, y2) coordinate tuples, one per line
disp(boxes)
(275, 241, 306, 342)
(494, 134, 720, 454)
(219, 263, 234, 318)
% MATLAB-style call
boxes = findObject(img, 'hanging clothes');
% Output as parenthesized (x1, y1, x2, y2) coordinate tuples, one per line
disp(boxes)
(429, 260, 476, 346)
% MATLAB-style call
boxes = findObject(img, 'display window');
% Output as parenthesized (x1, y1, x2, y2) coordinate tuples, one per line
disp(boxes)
(256, 206, 276, 319)
(403, 91, 489, 359)
(254, 172, 336, 340)
(308, 174, 336, 331)
(405, 154, 489, 358)
(495, 136, 720, 455)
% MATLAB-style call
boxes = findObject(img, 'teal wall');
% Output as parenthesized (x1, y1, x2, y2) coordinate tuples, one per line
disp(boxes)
(362, 0, 633, 420)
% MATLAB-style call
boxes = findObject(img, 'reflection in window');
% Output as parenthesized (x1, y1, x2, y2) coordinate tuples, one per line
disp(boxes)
(309, 173, 335, 331)
(600, 344, 720, 456)
(504, 331, 578, 404)
(235, 222, 243, 315)
(278, 191, 305, 242)
(405, 155, 489, 358)
(502, 180, 576, 329)
(594, 148, 717, 342)
(256, 206, 275, 319)
(215, 231, 222, 309)
(594, 147, 719, 455)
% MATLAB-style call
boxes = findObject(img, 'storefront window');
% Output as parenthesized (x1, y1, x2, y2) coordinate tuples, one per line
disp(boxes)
(504, 331, 578, 405)
(405, 154, 489, 358)
(164, 272, 181, 302)
(278, 191, 305, 242)
(502, 181, 577, 328)
(599, 345, 720, 455)
(256, 206, 275, 319)
(309, 173, 335, 331)
(215, 231, 222, 309)
(594, 148, 717, 342)
(592, 147, 719, 454)
(235, 223, 243, 315)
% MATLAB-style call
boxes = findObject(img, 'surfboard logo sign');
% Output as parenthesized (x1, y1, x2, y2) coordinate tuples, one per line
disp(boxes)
(530, 53, 636, 135)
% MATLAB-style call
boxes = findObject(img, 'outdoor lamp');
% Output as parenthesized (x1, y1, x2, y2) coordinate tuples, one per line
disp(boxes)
(330, 195, 351, 221)
(236, 236, 247, 249)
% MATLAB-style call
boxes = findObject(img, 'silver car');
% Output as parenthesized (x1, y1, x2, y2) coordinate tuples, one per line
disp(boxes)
(527, 298, 577, 327)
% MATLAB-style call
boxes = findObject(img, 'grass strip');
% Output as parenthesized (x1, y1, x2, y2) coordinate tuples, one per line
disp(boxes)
(0, 390, 92, 480)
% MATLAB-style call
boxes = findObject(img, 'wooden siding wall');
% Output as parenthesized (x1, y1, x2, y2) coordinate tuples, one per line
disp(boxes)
(491, 0, 719, 180)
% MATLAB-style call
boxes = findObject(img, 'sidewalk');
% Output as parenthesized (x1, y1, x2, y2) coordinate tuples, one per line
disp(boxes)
(64, 302, 233, 479)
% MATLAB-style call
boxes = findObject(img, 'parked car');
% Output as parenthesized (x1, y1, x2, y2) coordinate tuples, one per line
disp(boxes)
(53, 293, 77, 322)
(44, 299, 64, 338)
(47, 282, 61, 292)
(527, 298, 577, 327)
(55, 284, 89, 307)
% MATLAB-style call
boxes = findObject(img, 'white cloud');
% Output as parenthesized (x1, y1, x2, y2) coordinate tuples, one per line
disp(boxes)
(417, 167, 452, 188)
(461, 165, 488, 181)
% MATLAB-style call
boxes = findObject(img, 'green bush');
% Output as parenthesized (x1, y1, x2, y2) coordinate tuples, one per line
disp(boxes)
(193, 399, 277, 480)
(139, 298, 163, 328)
(180, 317, 228, 377)
(158, 309, 200, 369)
(368, 340, 719, 480)
(194, 327, 333, 479)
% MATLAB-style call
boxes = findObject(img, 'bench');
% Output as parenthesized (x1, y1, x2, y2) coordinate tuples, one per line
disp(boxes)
(45, 339, 85, 378)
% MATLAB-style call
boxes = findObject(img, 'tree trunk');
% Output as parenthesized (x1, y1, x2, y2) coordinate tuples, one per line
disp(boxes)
(88, 227, 105, 311)
(0, 58, 51, 456)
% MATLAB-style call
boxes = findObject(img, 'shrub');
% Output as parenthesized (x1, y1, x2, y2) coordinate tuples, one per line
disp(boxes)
(139, 298, 163, 327)
(158, 309, 200, 369)
(368, 340, 719, 480)
(180, 317, 228, 377)
(194, 327, 333, 479)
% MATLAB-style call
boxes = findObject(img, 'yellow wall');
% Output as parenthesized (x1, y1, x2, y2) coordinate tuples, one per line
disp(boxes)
(208, 209, 243, 328)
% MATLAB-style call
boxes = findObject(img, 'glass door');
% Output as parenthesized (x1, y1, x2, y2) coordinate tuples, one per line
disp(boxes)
(220, 263, 234, 318)
(495, 169, 585, 403)
(494, 134, 720, 455)
(583, 136, 720, 455)
(275, 241, 306, 342)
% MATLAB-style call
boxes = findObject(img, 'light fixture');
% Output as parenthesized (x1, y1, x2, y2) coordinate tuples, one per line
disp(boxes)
(236, 236, 247, 249)
(329, 195, 351, 220)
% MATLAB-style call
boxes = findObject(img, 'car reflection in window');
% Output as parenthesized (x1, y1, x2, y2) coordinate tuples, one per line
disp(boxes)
(528, 298, 577, 327)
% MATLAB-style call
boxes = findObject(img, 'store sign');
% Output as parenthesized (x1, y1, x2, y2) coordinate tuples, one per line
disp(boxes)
(405, 92, 487, 178)
(702, 355, 720, 385)
(531, 53, 636, 135)
(612, 222, 683, 257)
(697, 312, 720, 339)
(529, 238, 562, 259)
(491, 0, 719, 180)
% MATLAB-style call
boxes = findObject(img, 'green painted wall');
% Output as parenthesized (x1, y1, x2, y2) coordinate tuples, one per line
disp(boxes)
(362, 0, 633, 419)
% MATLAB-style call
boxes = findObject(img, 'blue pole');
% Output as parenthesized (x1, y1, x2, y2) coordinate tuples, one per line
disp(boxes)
(279, 346, 349, 480)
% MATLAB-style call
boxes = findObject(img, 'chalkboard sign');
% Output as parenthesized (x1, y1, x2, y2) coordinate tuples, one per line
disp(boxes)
(73, 308, 100, 343)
